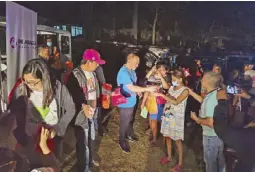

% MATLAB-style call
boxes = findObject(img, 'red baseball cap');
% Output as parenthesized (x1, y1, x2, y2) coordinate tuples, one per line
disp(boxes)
(83, 49, 105, 65)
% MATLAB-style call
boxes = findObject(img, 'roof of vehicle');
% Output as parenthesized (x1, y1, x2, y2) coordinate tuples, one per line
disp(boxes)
(0, 16, 70, 36)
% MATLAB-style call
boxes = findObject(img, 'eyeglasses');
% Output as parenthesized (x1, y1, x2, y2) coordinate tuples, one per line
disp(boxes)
(0, 160, 16, 169)
(22, 79, 41, 87)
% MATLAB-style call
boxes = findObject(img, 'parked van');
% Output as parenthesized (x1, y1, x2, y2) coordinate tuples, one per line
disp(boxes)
(0, 21, 72, 61)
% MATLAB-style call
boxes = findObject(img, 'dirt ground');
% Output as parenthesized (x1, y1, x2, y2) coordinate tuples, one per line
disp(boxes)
(0, 105, 205, 172)
(62, 107, 205, 172)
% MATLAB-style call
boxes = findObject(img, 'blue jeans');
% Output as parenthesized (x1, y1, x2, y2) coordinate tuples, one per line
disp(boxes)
(84, 119, 96, 172)
(75, 119, 96, 172)
(203, 135, 226, 172)
(93, 108, 99, 131)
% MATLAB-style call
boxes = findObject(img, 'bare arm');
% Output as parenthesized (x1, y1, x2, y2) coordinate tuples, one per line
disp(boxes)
(146, 66, 156, 79)
(141, 92, 149, 106)
(197, 118, 214, 128)
(159, 89, 189, 106)
(191, 112, 214, 128)
(159, 76, 170, 89)
(189, 89, 203, 103)
(233, 95, 239, 106)
(126, 84, 154, 93)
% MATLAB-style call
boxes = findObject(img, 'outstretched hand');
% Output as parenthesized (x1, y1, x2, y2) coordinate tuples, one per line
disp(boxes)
(151, 92, 163, 97)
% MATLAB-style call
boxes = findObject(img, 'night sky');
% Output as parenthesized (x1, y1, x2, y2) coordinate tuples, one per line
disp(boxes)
(1, 1, 255, 34)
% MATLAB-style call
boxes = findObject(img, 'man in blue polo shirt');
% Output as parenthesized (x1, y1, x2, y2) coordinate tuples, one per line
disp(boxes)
(117, 53, 157, 153)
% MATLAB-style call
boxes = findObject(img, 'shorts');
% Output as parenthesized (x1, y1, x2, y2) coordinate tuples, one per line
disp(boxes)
(149, 104, 165, 121)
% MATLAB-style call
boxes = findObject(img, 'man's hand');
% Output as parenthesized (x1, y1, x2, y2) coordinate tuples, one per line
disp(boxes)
(191, 111, 199, 122)
(137, 92, 143, 99)
(83, 105, 94, 119)
(146, 86, 158, 92)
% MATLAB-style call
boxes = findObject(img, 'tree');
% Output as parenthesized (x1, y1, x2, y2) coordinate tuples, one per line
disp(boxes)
(139, 2, 163, 45)
(132, 1, 139, 44)
(152, 7, 159, 45)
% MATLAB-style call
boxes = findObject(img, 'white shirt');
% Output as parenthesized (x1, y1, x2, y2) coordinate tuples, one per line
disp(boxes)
(83, 71, 97, 100)
(26, 90, 58, 136)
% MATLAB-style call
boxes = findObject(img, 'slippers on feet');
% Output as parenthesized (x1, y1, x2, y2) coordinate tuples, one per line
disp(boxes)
(160, 157, 172, 165)
(171, 165, 182, 172)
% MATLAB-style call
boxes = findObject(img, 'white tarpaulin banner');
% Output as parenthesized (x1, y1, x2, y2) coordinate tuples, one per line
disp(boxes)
(6, 2, 37, 94)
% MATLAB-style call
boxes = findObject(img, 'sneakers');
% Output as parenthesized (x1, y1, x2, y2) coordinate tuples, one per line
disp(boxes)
(126, 136, 139, 142)
(119, 143, 130, 154)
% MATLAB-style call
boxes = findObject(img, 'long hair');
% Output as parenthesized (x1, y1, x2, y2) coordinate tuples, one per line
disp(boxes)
(21, 59, 55, 108)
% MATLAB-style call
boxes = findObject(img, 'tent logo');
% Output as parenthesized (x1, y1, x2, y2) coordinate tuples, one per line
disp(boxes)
(10, 37, 17, 49)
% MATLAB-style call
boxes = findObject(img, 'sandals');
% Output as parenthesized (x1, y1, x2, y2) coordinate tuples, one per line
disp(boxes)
(171, 164, 182, 172)
(160, 157, 172, 165)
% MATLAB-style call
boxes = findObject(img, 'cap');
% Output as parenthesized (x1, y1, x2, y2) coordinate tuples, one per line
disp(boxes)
(82, 49, 105, 65)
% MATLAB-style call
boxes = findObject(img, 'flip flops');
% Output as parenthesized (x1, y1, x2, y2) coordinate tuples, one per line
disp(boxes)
(160, 157, 172, 165)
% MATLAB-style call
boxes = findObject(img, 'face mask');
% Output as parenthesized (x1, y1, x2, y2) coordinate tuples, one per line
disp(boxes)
(47, 42, 52, 47)
(172, 81, 179, 87)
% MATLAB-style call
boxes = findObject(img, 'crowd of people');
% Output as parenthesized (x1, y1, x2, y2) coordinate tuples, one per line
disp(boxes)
(1, 38, 255, 172)
(116, 52, 255, 172)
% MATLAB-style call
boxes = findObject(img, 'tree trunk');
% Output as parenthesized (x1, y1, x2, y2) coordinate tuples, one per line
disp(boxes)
(152, 8, 159, 45)
(112, 2, 117, 39)
(132, 1, 139, 44)
(132, 2, 139, 44)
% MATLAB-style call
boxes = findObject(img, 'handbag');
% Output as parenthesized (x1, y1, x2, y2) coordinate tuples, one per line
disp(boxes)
(111, 87, 127, 106)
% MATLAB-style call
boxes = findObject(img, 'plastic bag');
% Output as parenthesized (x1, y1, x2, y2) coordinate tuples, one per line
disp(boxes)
(102, 83, 112, 109)
(146, 94, 158, 114)
(111, 88, 127, 106)
(140, 107, 148, 118)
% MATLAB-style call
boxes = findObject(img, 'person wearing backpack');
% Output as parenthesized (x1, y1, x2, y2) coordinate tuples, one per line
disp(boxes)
(189, 71, 226, 172)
